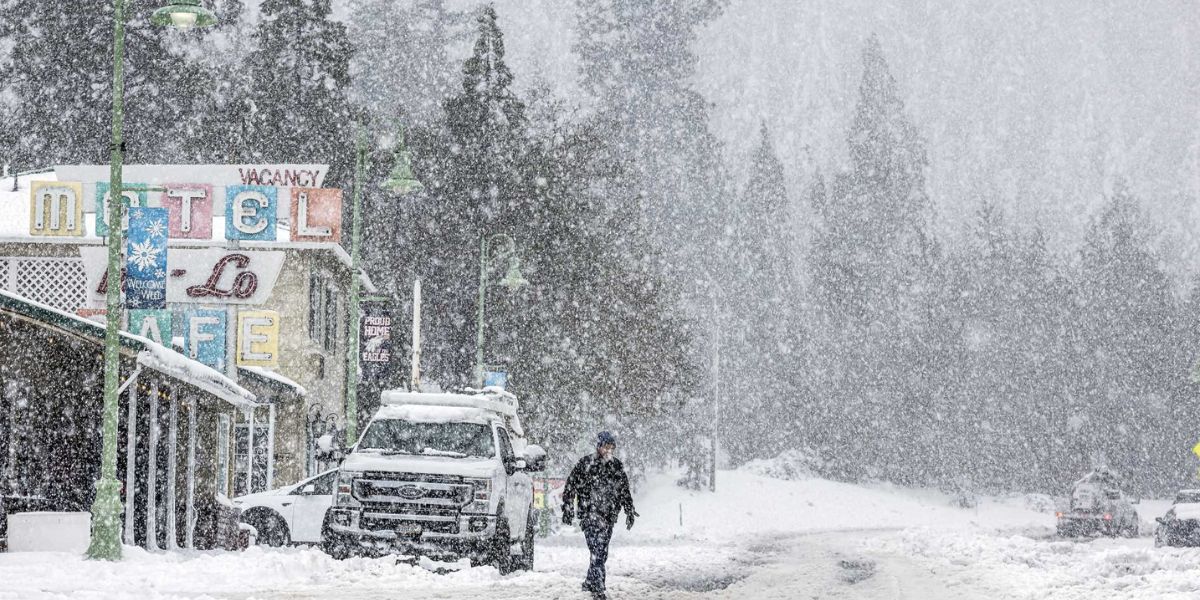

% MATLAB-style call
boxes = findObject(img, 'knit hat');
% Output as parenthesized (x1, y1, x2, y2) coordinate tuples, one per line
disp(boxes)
(597, 431, 617, 447)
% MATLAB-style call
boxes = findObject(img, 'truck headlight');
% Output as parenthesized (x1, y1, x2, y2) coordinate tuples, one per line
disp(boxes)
(336, 470, 362, 507)
(463, 478, 491, 514)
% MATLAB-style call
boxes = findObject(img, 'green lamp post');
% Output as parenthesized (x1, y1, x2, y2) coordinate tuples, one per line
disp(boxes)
(474, 234, 529, 389)
(345, 124, 423, 446)
(87, 0, 217, 562)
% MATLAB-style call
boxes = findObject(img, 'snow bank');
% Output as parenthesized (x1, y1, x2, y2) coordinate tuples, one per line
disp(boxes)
(871, 530, 1200, 599)
(631, 468, 1048, 542)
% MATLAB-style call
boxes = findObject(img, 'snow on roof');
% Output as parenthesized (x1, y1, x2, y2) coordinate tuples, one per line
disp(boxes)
(0, 173, 377, 294)
(239, 366, 307, 396)
(1172, 503, 1200, 521)
(0, 289, 256, 409)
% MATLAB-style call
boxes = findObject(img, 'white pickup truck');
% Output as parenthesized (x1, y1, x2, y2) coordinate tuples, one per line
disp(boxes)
(322, 388, 547, 572)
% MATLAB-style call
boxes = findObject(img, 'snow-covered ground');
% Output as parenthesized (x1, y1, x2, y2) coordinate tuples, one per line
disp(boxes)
(2, 468, 1197, 599)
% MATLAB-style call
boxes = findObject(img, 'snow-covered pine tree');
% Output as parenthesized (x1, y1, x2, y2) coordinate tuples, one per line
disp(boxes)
(722, 124, 805, 462)
(807, 34, 938, 482)
(244, 0, 354, 183)
(347, 0, 459, 125)
(574, 0, 730, 295)
(1073, 184, 1182, 493)
(182, 0, 255, 163)
(366, 7, 696, 468)
(0, 0, 214, 171)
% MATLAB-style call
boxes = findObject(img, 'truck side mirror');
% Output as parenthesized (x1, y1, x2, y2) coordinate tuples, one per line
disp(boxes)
(523, 445, 548, 472)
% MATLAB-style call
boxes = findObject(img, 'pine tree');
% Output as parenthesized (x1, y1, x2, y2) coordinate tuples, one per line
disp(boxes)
(1073, 184, 1181, 492)
(574, 0, 730, 291)
(365, 7, 696, 464)
(722, 125, 804, 461)
(0, 0, 215, 171)
(243, 0, 354, 183)
(347, 0, 459, 125)
(807, 35, 937, 482)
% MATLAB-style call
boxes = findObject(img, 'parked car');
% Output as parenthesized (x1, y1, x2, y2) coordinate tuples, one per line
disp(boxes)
(233, 469, 336, 546)
(1154, 489, 1200, 547)
(322, 388, 547, 573)
(1055, 469, 1139, 538)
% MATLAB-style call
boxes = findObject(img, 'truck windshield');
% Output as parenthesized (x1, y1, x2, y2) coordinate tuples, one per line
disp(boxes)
(357, 420, 495, 459)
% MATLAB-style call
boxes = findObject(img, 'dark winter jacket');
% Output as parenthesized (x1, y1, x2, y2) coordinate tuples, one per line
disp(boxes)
(562, 453, 635, 524)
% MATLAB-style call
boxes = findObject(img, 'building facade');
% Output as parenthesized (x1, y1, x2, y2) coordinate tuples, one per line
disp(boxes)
(0, 165, 371, 494)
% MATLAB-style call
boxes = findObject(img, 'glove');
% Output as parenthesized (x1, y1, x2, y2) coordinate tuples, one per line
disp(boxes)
(562, 508, 573, 525)
(626, 509, 638, 530)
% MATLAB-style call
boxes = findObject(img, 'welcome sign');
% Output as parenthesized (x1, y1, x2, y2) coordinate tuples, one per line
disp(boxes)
(125, 207, 169, 309)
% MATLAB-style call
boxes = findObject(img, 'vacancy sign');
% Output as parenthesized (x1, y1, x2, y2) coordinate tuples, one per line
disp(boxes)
(290, 188, 342, 243)
(237, 310, 280, 367)
(29, 181, 85, 237)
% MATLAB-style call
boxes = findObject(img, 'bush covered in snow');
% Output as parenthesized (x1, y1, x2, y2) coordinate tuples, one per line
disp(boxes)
(742, 449, 824, 481)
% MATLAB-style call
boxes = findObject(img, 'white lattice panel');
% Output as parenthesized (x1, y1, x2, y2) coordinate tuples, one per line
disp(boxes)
(11, 258, 87, 312)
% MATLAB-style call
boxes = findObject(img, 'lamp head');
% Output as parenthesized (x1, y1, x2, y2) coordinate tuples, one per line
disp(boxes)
(499, 257, 529, 291)
(383, 129, 424, 195)
(152, 0, 218, 29)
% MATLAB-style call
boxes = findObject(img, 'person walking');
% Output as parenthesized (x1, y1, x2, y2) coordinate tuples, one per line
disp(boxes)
(562, 431, 638, 599)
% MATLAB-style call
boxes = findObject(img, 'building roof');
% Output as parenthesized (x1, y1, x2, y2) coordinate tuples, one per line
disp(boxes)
(0, 289, 256, 409)
(239, 366, 307, 397)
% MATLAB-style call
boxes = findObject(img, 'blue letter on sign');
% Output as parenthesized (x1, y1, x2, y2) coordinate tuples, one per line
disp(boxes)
(225, 185, 278, 241)
(184, 308, 227, 371)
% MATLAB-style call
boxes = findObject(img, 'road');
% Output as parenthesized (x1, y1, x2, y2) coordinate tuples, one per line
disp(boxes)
(4, 522, 1197, 599)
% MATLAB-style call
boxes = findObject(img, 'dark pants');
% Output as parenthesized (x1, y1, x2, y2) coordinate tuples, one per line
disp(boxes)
(581, 513, 615, 591)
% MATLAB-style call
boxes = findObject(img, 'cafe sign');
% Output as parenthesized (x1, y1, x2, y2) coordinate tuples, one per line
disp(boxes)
(81, 247, 285, 307)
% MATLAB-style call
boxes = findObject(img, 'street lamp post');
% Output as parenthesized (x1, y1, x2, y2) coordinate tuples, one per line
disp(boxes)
(345, 123, 423, 446)
(87, 0, 216, 562)
(474, 234, 529, 389)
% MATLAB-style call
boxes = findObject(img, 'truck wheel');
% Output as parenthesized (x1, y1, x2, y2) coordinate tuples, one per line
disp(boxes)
(320, 516, 355, 560)
(489, 518, 516, 575)
(513, 510, 535, 571)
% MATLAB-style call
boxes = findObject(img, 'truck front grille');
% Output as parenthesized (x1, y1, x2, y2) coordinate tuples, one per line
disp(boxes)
(362, 501, 459, 518)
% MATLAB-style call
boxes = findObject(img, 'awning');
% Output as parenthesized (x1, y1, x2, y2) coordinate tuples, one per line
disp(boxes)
(0, 290, 255, 409)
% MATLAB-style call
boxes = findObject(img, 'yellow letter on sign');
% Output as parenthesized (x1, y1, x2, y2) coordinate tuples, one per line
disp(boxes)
(237, 310, 280, 367)
(30, 181, 85, 236)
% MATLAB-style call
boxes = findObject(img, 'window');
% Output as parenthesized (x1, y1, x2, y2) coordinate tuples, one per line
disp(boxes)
(496, 428, 515, 462)
(358, 420, 496, 459)
(323, 285, 338, 352)
(308, 272, 340, 353)
(233, 422, 270, 496)
(292, 471, 336, 496)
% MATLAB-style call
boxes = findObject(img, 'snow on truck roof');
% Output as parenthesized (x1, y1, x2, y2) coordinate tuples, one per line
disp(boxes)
(379, 388, 524, 437)
(372, 404, 497, 425)
(380, 388, 518, 418)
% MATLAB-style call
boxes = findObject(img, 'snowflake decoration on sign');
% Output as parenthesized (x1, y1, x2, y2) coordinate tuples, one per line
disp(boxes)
(154, 269, 167, 279)
(146, 219, 166, 239)
(129, 240, 162, 272)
